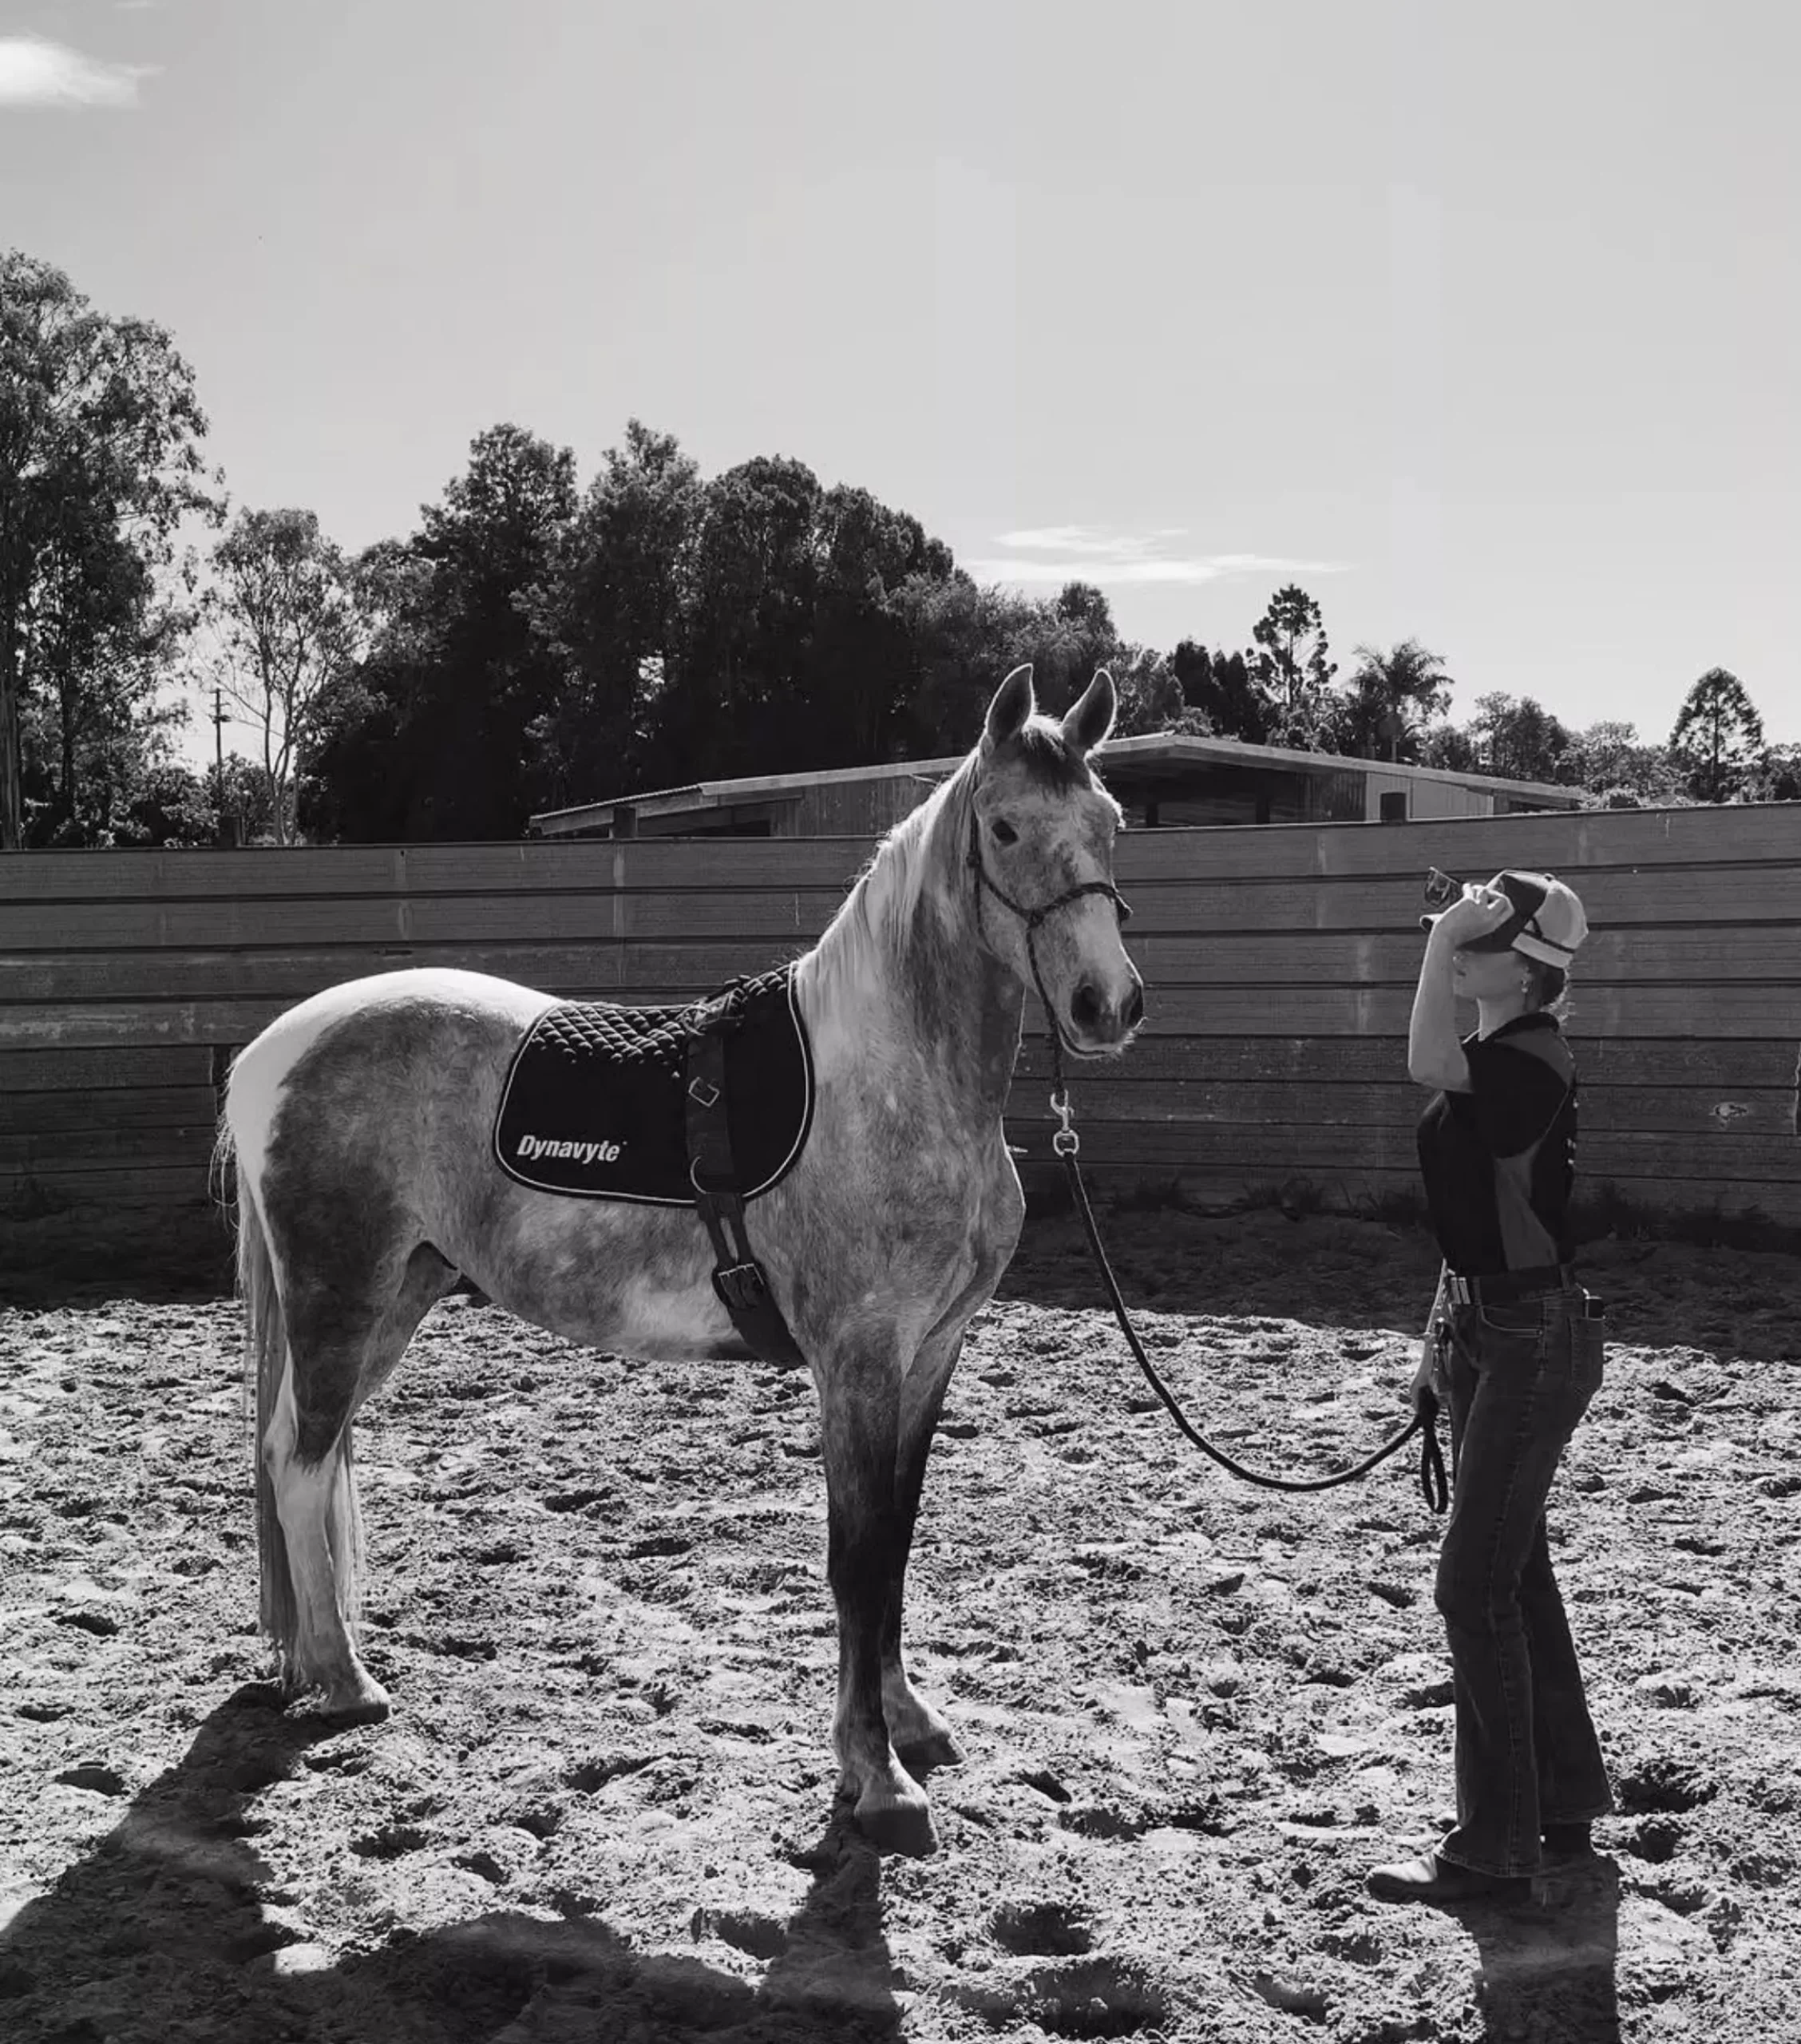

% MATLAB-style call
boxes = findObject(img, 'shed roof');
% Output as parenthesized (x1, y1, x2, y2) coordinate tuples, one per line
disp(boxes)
(527, 731, 1583, 836)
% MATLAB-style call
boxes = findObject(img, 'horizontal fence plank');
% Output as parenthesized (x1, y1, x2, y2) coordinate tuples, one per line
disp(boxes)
(13, 1156, 1796, 1236)
(10, 863, 1801, 956)
(0, 1000, 293, 1050)
(5, 1073, 1785, 1146)
(0, 1028, 1789, 1096)
(1114, 987, 1801, 1039)
(2, 1123, 220, 1168)
(0, 840, 877, 900)
(5, 983, 1799, 1052)
(0, 1086, 221, 1138)
(1124, 929, 1801, 984)
(11, 925, 1798, 998)
(1015, 1036, 1801, 1090)
(0, 1045, 217, 1091)
(1108, 804, 1801, 881)
(999, 1079, 1799, 1138)
(7, 1103, 1790, 1183)
(0, 888, 851, 952)
(0, 943, 769, 1005)
(1109, 866, 1801, 933)
(1011, 1163, 1801, 1233)
(21, 1161, 1791, 1234)
(1, 1163, 219, 1211)
(1005, 1119, 1801, 1183)
(3, 800, 1798, 901)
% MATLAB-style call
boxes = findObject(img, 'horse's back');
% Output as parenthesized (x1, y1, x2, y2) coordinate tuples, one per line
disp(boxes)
(227, 968, 556, 1197)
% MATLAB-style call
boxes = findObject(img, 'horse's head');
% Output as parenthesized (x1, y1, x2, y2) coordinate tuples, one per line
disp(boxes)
(968, 664, 1145, 1056)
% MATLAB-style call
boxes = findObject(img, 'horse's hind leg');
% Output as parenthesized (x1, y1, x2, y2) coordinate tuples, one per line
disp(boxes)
(816, 1345, 936, 1856)
(881, 1325, 967, 1773)
(263, 1241, 455, 1719)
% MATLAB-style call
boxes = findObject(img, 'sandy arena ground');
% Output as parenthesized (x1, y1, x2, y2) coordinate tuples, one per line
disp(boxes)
(2, 1206, 1798, 2042)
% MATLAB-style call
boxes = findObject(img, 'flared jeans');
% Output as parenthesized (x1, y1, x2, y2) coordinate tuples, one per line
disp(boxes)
(1434, 1288, 1615, 1878)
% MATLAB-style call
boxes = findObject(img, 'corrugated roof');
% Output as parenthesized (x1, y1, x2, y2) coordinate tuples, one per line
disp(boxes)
(527, 731, 1582, 833)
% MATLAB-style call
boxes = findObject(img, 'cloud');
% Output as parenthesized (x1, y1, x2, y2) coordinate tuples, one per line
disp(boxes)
(0, 34, 148, 108)
(994, 525, 1182, 558)
(970, 526, 1348, 588)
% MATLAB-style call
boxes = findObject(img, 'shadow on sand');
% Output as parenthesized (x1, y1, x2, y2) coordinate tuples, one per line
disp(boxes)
(1459, 1857, 1622, 2044)
(0, 1688, 902, 2044)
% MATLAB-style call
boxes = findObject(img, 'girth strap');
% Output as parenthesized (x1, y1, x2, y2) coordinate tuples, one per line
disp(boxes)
(683, 1000, 806, 1369)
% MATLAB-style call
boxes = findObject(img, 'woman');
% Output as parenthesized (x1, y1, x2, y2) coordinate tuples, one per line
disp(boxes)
(1368, 868, 1613, 1907)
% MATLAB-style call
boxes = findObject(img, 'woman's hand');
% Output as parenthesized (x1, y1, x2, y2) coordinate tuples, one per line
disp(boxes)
(1411, 1331, 1443, 1417)
(1424, 881, 1514, 948)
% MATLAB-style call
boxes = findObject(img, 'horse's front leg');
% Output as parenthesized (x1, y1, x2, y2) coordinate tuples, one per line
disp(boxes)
(880, 1325, 966, 1773)
(817, 1347, 935, 1856)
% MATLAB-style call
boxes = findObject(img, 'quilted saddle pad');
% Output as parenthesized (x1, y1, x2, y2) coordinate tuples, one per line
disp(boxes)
(493, 965, 814, 1206)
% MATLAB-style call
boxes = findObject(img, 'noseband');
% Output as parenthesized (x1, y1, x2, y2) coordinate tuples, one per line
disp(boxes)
(965, 806, 1133, 1067)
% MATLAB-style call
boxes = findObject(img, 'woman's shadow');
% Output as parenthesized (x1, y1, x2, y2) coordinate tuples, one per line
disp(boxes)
(1459, 1856, 1622, 2044)
(0, 1686, 904, 2043)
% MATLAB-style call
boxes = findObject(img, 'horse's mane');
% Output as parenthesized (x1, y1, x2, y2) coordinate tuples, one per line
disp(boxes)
(804, 747, 980, 1007)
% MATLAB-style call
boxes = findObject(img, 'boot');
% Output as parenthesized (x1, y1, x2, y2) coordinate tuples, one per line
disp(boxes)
(1541, 1820, 1593, 1861)
(1367, 1852, 1531, 1907)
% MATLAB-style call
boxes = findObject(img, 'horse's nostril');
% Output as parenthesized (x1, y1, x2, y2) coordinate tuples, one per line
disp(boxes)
(1071, 982, 1103, 1033)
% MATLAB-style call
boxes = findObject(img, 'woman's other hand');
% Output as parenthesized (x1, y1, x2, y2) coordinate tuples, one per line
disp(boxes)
(1425, 882, 1514, 948)
(1411, 1333, 1443, 1418)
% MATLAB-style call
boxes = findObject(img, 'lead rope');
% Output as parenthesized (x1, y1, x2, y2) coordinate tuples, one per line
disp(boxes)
(964, 794, 1445, 1511)
(1045, 1050, 1447, 1514)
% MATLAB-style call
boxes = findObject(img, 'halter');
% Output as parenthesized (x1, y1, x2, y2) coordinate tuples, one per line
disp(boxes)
(965, 804, 1133, 1079)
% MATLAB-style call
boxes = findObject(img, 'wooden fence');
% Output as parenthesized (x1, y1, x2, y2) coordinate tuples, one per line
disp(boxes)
(2, 803, 1799, 1254)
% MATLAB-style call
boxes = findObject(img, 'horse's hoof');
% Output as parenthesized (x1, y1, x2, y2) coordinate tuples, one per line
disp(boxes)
(896, 1729, 964, 1773)
(854, 1794, 939, 1857)
(320, 1678, 390, 1725)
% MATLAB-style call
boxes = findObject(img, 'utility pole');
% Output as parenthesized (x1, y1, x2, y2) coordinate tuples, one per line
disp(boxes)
(211, 686, 233, 846)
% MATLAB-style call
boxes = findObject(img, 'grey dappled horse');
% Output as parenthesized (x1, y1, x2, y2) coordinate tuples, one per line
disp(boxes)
(218, 664, 1143, 1853)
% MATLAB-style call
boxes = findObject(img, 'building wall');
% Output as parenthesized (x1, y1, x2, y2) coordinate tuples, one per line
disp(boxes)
(1125, 766, 1316, 829)
(1362, 770, 1498, 822)
(3, 806, 1797, 1257)
(787, 773, 944, 838)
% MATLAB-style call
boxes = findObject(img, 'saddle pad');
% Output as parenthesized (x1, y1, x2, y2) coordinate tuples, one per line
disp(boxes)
(493, 966, 815, 1206)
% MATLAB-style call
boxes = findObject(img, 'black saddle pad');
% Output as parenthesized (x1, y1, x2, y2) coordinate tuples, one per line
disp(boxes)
(493, 966, 814, 1206)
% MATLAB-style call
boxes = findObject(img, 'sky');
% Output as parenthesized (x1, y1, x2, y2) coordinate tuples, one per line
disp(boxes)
(4, 0, 1798, 774)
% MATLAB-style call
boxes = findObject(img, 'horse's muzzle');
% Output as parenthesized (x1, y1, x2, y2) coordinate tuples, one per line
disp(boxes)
(1067, 973, 1145, 1053)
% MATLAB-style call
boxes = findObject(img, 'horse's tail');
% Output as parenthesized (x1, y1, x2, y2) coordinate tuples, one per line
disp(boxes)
(234, 1163, 301, 1664)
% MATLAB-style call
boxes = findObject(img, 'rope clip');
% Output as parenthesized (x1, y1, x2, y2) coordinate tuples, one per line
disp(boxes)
(1050, 1087, 1079, 1159)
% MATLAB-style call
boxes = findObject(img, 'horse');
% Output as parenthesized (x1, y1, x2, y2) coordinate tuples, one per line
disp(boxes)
(216, 662, 1144, 1856)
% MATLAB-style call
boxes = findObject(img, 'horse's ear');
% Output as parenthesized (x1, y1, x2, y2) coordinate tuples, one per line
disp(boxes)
(984, 664, 1035, 749)
(1062, 668, 1117, 757)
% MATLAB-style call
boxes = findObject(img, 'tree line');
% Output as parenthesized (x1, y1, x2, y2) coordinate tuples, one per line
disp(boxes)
(3, 248, 1794, 850)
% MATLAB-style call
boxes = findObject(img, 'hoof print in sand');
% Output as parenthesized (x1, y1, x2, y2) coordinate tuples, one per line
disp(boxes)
(990, 1899, 1094, 1957)
(350, 1823, 431, 1860)
(691, 1906, 788, 1960)
(952, 1957, 1169, 2038)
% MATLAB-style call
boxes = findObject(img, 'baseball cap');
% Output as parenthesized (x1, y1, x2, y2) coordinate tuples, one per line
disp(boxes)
(1418, 869, 1589, 966)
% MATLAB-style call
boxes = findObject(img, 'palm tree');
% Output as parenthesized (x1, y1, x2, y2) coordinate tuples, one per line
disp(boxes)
(1340, 640, 1455, 760)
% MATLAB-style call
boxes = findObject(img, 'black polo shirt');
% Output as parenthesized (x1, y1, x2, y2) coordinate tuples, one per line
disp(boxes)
(1416, 1012, 1577, 1276)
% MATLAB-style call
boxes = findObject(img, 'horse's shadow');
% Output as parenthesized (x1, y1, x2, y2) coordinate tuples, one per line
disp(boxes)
(0, 1686, 902, 2043)
(1457, 1858, 1623, 2044)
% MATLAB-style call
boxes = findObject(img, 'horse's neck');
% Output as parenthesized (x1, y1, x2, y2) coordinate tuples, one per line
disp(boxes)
(810, 801, 1023, 1121)
(891, 895, 1023, 1120)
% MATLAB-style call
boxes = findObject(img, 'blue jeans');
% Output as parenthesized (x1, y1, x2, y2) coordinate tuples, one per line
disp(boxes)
(1434, 1287, 1614, 1878)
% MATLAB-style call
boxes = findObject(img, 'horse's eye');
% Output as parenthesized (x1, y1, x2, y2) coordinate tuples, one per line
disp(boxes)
(991, 818, 1019, 846)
